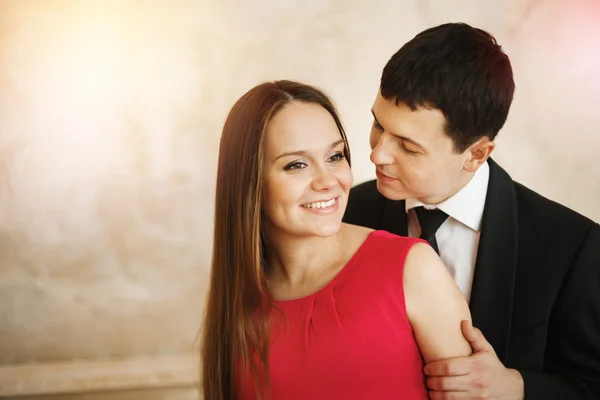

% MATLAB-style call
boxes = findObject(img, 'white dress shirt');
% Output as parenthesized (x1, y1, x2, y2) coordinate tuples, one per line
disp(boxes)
(405, 161, 490, 303)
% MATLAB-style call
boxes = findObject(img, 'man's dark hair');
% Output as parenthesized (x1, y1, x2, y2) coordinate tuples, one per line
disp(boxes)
(381, 22, 515, 152)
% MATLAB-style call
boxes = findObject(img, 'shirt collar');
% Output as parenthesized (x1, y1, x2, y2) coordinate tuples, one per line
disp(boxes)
(405, 161, 490, 232)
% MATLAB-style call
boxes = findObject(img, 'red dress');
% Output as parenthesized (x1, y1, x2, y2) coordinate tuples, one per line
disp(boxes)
(239, 230, 428, 399)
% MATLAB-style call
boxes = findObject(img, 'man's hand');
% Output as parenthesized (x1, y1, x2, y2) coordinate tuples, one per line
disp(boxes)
(423, 320, 524, 399)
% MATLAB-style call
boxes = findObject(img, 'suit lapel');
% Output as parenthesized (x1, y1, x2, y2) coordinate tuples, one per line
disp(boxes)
(469, 158, 519, 362)
(380, 198, 408, 236)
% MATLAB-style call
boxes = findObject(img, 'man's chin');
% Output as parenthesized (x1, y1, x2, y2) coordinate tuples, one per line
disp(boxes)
(375, 179, 410, 201)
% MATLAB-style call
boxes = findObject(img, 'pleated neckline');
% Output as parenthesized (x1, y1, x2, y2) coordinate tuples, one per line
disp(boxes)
(272, 230, 376, 304)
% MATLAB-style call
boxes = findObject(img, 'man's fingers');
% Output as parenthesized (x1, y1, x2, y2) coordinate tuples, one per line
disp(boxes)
(428, 389, 470, 400)
(461, 319, 492, 353)
(424, 357, 472, 376)
(426, 374, 473, 391)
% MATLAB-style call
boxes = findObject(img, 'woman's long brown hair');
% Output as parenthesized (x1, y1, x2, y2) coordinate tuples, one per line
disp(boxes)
(201, 80, 350, 400)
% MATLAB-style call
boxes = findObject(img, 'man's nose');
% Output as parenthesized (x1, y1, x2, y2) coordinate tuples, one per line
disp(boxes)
(370, 133, 394, 165)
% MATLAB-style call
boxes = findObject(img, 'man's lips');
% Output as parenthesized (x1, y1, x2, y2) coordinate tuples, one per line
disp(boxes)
(376, 170, 397, 182)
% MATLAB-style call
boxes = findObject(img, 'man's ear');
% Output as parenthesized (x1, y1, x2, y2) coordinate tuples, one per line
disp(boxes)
(463, 137, 495, 173)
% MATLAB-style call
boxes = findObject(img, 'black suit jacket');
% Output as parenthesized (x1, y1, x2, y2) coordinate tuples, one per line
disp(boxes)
(343, 158, 600, 399)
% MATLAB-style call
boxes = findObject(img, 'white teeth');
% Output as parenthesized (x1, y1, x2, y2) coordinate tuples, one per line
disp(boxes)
(302, 198, 336, 209)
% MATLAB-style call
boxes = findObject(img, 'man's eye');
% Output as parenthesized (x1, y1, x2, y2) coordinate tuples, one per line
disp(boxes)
(400, 141, 419, 155)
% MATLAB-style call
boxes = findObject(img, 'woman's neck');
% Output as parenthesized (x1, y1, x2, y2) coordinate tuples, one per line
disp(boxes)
(264, 226, 347, 296)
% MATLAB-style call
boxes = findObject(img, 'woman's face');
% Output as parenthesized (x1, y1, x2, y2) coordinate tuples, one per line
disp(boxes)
(262, 101, 352, 240)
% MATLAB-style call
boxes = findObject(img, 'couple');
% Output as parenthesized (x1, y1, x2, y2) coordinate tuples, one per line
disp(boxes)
(201, 23, 600, 399)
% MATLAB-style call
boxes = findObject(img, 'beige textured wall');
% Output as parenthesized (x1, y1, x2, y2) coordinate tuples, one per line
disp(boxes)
(1, 0, 599, 398)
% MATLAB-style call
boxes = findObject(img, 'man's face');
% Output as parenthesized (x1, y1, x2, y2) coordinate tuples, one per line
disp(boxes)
(369, 92, 472, 205)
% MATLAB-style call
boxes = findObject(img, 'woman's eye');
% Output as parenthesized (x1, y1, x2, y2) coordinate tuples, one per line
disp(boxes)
(328, 152, 345, 162)
(283, 161, 307, 171)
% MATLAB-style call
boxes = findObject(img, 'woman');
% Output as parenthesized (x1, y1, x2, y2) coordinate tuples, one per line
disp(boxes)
(201, 80, 471, 399)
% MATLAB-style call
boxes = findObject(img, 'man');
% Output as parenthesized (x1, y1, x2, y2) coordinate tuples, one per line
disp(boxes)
(343, 23, 600, 399)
